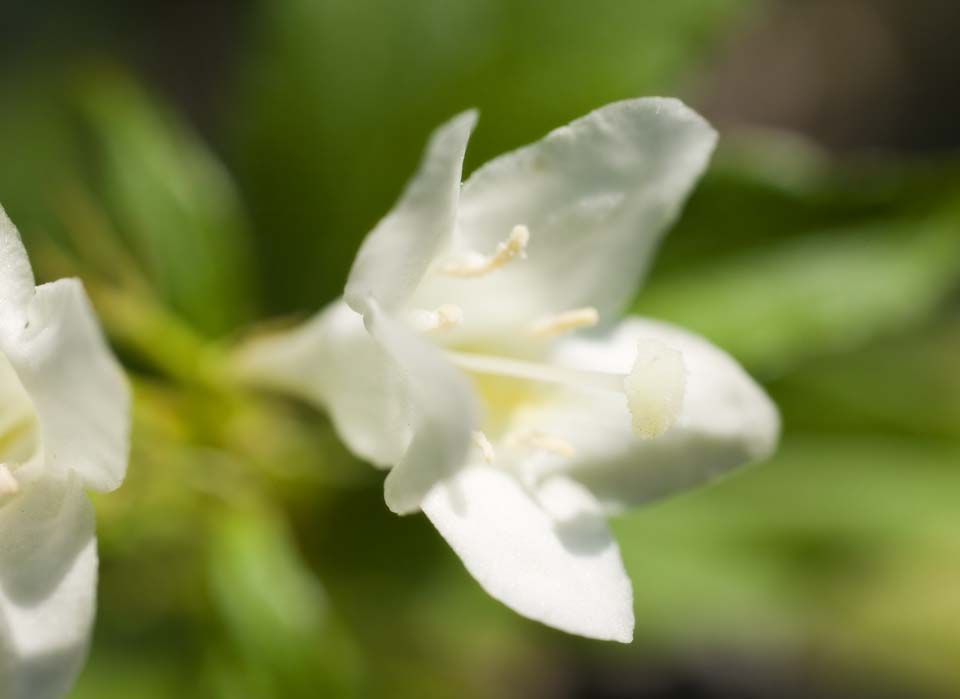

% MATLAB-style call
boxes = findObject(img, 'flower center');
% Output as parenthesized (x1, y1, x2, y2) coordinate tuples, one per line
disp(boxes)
(448, 340, 685, 463)
(413, 223, 685, 466)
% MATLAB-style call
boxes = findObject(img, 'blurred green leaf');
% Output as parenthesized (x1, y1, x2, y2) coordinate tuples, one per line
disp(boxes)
(0, 72, 82, 245)
(771, 320, 960, 437)
(80, 68, 256, 336)
(636, 212, 960, 376)
(207, 506, 361, 698)
(614, 432, 960, 693)
(654, 131, 960, 274)
(230, 0, 759, 312)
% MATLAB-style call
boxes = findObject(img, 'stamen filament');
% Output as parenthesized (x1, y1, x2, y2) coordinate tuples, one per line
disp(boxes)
(511, 430, 576, 458)
(441, 225, 529, 277)
(472, 431, 496, 463)
(530, 307, 599, 338)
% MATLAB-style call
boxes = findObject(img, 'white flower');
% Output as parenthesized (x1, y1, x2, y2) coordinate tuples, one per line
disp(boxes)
(0, 207, 130, 697)
(238, 99, 779, 642)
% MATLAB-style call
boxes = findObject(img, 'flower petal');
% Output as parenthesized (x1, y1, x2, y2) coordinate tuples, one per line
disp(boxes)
(0, 206, 37, 330)
(233, 299, 410, 468)
(422, 463, 633, 642)
(526, 317, 779, 514)
(0, 474, 97, 699)
(0, 279, 130, 492)
(362, 301, 478, 515)
(345, 110, 477, 315)
(0, 352, 36, 463)
(411, 98, 716, 346)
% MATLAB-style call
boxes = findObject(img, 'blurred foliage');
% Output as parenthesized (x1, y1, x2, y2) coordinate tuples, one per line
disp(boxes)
(230, 0, 758, 313)
(0, 0, 959, 697)
(78, 69, 257, 337)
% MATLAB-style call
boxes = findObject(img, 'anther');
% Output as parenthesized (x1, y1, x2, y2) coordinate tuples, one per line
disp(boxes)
(441, 225, 529, 277)
(623, 338, 685, 439)
(530, 307, 599, 338)
(0, 465, 19, 497)
(511, 430, 577, 458)
(472, 431, 496, 464)
(410, 304, 464, 333)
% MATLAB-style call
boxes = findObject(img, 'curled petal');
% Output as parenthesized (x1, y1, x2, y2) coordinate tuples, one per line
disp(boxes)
(233, 296, 479, 511)
(411, 98, 717, 346)
(422, 464, 633, 642)
(0, 206, 37, 333)
(345, 111, 477, 315)
(0, 280, 130, 492)
(363, 301, 478, 515)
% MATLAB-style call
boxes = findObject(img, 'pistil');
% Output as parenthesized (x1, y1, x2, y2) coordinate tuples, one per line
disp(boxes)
(449, 339, 686, 442)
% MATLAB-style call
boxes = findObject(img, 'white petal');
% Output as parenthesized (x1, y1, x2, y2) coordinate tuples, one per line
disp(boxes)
(0, 279, 130, 492)
(345, 111, 477, 315)
(0, 352, 37, 464)
(411, 98, 716, 346)
(528, 317, 779, 513)
(0, 474, 97, 699)
(233, 299, 410, 468)
(0, 205, 37, 330)
(362, 302, 478, 515)
(422, 463, 633, 642)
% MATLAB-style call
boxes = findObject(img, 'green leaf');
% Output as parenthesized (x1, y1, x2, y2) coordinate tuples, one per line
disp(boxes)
(79, 68, 256, 336)
(614, 433, 960, 691)
(230, 0, 759, 312)
(207, 506, 361, 698)
(635, 213, 960, 376)
(770, 320, 960, 437)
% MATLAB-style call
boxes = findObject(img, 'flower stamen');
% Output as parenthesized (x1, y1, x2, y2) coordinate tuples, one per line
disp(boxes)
(530, 307, 599, 338)
(441, 225, 529, 277)
(511, 429, 576, 458)
(410, 304, 464, 334)
(0, 465, 19, 497)
(472, 431, 496, 464)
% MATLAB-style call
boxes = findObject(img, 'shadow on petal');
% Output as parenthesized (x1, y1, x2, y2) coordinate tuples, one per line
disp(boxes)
(552, 511, 617, 557)
(0, 474, 94, 605)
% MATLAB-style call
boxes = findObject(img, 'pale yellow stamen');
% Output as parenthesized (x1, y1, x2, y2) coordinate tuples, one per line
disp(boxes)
(0, 465, 19, 497)
(511, 430, 577, 458)
(530, 307, 599, 338)
(472, 431, 496, 464)
(623, 338, 686, 439)
(432, 304, 464, 332)
(441, 225, 529, 277)
(411, 304, 464, 333)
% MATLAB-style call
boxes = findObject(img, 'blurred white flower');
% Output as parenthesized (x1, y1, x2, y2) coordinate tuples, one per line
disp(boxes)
(0, 207, 129, 698)
(237, 99, 779, 642)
